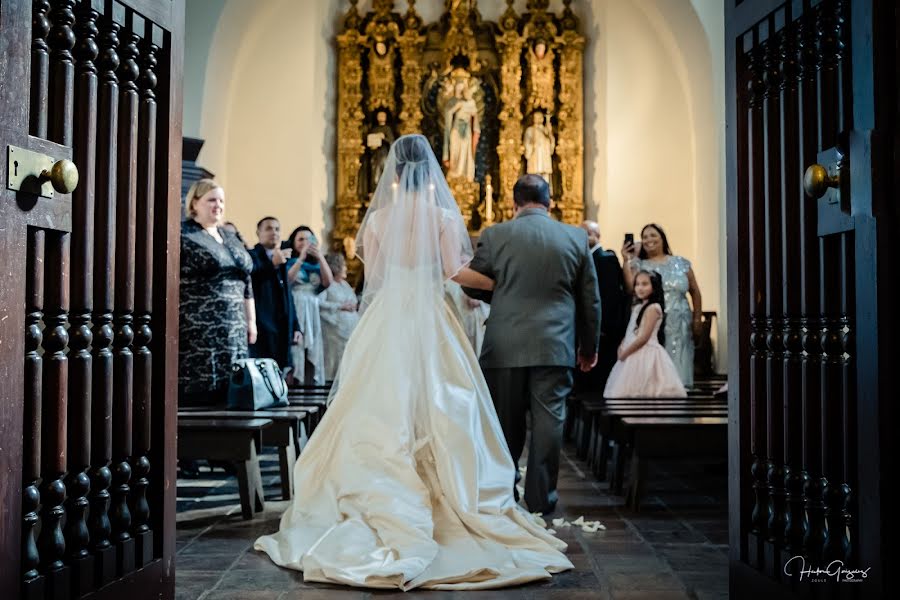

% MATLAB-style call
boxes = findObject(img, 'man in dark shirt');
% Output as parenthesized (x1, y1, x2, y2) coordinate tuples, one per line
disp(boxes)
(249, 216, 301, 370)
(578, 220, 627, 394)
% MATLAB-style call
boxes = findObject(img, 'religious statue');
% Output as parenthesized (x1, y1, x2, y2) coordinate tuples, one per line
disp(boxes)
(527, 38, 555, 112)
(366, 110, 395, 191)
(523, 111, 555, 192)
(441, 80, 481, 181)
(367, 39, 396, 113)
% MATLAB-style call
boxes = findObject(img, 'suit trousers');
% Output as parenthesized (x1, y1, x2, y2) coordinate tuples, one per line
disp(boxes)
(482, 366, 574, 513)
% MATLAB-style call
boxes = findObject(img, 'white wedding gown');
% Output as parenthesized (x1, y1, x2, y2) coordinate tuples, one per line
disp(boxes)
(254, 262, 573, 590)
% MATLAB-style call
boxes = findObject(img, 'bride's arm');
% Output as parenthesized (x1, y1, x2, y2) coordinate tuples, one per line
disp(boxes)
(452, 267, 494, 291)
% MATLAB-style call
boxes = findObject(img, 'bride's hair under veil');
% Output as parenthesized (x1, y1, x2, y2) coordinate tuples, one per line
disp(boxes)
(354, 134, 473, 311)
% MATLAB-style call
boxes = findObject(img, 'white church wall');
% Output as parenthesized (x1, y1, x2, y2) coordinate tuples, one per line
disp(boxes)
(185, 0, 728, 373)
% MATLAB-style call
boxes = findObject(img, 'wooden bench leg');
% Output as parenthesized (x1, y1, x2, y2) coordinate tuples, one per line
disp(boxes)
(595, 435, 609, 481)
(612, 442, 627, 495)
(586, 415, 597, 469)
(234, 441, 266, 519)
(626, 448, 647, 512)
(576, 413, 591, 460)
(278, 442, 296, 501)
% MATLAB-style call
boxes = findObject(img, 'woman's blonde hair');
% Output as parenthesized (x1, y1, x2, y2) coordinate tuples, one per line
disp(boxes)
(184, 178, 221, 219)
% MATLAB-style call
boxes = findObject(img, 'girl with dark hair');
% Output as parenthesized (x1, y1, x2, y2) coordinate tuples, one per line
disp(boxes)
(621, 223, 703, 388)
(603, 270, 686, 398)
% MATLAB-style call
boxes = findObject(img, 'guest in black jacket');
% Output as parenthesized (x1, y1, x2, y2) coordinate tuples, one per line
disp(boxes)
(578, 220, 627, 393)
(249, 216, 301, 370)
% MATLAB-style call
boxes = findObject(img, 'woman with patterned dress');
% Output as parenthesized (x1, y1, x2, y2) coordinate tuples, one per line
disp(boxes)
(178, 179, 255, 407)
(621, 223, 703, 388)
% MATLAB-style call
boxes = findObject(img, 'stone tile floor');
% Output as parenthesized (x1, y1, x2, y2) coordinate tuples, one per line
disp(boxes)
(176, 445, 728, 599)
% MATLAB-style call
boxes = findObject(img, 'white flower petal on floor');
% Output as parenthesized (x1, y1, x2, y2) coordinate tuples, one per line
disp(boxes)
(549, 516, 606, 532)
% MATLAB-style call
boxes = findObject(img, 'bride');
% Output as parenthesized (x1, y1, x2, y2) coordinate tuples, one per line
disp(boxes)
(254, 134, 573, 590)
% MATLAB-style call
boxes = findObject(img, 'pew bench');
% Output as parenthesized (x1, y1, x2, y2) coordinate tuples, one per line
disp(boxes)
(583, 397, 726, 481)
(178, 409, 310, 500)
(619, 416, 727, 511)
(177, 418, 273, 519)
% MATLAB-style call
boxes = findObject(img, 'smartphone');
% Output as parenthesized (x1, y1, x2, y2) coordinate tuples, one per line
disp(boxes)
(624, 233, 634, 246)
(303, 233, 320, 264)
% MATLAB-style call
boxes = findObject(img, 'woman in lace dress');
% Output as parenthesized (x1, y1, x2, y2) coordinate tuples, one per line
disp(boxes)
(621, 223, 702, 388)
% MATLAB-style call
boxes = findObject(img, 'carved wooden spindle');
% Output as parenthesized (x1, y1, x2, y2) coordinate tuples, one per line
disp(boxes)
(795, 6, 821, 559)
(48, 0, 76, 146)
(23, 229, 46, 599)
(817, 0, 845, 148)
(763, 27, 787, 551)
(89, 2, 122, 585)
(39, 231, 71, 596)
(130, 22, 160, 567)
(779, 17, 806, 556)
(109, 10, 141, 575)
(31, 0, 52, 137)
(65, 1, 101, 593)
(746, 39, 770, 559)
(749, 317, 770, 541)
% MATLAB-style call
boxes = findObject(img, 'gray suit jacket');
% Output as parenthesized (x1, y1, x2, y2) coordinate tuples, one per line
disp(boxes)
(465, 208, 601, 368)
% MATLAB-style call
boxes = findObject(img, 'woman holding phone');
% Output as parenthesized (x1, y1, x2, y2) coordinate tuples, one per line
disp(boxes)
(621, 223, 702, 388)
(287, 226, 334, 385)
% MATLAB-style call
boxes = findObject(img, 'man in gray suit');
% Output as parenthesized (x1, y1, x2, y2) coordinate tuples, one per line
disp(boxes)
(464, 174, 601, 514)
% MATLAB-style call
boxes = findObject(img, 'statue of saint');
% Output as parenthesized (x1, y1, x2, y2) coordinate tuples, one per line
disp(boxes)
(367, 110, 395, 191)
(528, 38, 555, 112)
(442, 82, 481, 181)
(523, 111, 555, 192)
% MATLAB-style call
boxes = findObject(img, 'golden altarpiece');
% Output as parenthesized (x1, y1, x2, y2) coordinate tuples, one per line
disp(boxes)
(333, 0, 585, 276)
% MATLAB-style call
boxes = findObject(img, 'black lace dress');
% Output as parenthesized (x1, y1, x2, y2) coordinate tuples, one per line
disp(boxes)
(178, 219, 253, 405)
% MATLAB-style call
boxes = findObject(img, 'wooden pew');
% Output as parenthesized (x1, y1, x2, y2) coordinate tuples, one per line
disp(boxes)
(178, 409, 309, 500)
(177, 418, 273, 519)
(583, 396, 726, 482)
(619, 416, 727, 511)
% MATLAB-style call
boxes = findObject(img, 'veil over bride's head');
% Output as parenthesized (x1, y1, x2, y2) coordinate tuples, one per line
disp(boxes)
(355, 134, 473, 309)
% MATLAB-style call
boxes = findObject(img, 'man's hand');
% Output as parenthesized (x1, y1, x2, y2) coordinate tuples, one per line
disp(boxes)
(272, 247, 289, 266)
(292, 331, 303, 346)
(577, 353, 598, 372)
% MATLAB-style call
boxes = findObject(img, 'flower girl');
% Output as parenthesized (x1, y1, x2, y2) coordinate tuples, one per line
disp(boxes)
(603, 270, 687, 398)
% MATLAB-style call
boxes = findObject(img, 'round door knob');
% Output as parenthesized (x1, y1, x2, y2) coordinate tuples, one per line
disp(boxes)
(803, 163, 838, 199)
(40, 159, 79, 194)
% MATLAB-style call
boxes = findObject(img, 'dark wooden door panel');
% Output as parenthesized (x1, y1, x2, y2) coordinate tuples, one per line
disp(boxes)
(726, 1, 893, 598)
(0, 0, 183, 598)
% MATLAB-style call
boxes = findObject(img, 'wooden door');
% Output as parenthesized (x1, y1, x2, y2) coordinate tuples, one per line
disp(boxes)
(0, 0, 184, 598)
(726, 0, 895, 598)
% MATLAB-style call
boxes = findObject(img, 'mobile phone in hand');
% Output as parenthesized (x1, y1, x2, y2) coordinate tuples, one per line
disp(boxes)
(624, 233, 634, 246)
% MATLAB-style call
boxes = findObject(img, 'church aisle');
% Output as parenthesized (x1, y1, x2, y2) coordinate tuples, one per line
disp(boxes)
(175, 446, 728, 599)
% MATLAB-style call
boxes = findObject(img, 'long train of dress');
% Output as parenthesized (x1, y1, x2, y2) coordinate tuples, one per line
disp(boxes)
(255, 272, 572, 590)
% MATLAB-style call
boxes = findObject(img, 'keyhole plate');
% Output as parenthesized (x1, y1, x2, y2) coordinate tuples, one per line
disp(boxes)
(7, 145, 57, 198)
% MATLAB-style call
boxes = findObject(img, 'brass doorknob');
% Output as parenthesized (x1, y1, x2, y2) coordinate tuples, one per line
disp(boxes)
(40, 159, 79, 194)
(803, 163, 838, 199)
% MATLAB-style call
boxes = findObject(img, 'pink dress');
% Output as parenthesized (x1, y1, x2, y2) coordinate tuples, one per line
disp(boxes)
(603, 303, 687, 398)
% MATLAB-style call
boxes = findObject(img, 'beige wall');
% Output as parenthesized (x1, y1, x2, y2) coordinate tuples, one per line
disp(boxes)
(186, 0, 727, 371)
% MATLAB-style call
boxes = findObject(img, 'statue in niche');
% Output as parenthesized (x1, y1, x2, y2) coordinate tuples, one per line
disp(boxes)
(366, 110, 396, 192)
(440, 77, 482, 182)
(523, 111, 555, 193)
(528, 38, 555, 112)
